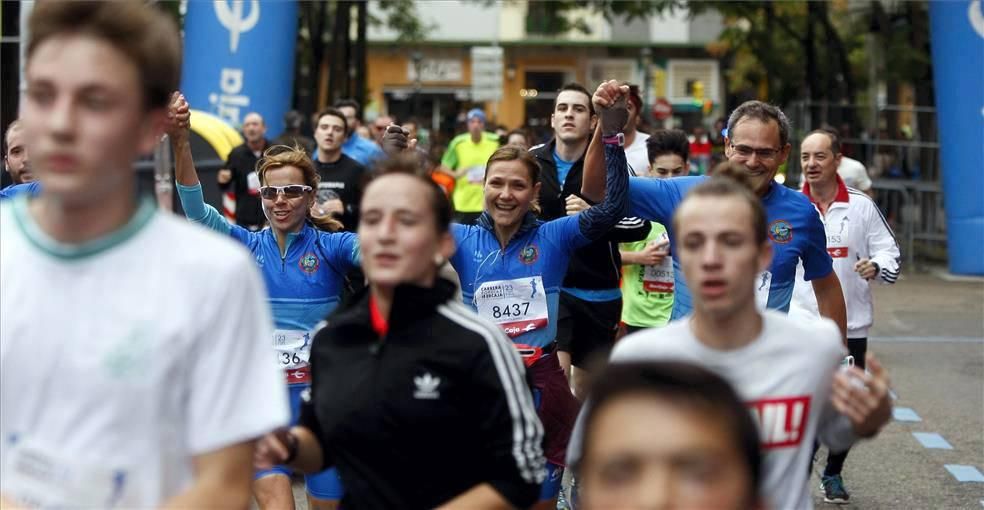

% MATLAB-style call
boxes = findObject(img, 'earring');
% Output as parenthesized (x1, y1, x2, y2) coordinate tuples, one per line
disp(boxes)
(434, 254, 446, 266)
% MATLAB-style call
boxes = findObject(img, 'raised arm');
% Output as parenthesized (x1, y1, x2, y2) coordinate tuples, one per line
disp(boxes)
(574, 82, 631, 242)
(581, 122, 606, 202)
(166, 92, 233, 234)
(167, 92, 197, 187)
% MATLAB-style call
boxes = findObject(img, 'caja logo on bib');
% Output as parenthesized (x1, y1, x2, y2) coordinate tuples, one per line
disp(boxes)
(299, 253, 320, 274)
(768, 219, 793, 244)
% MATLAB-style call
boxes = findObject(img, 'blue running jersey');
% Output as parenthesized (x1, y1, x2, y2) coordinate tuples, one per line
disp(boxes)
(451, 213, 588, 349)
(177, 183, 359, 381)
(628, 177, 832, 319)
(449, 144, 630, 349)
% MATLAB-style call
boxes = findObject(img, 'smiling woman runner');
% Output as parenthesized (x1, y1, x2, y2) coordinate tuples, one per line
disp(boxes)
(167, 93, 358, 510)
(371, 81, 631, 508)
(253, 156, 545, 509)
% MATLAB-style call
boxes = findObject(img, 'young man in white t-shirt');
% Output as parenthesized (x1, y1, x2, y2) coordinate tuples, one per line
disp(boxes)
(0, 2, 288, 507)
(569, 165, 893, 510)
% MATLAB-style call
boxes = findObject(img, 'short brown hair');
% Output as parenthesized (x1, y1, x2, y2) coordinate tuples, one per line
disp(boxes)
(675, 161, 768, 245)
(485, 146, 542, 215)
(27, 1, 181, 110)
(258, 145, 343, 232)
(314, 108, 348, 134)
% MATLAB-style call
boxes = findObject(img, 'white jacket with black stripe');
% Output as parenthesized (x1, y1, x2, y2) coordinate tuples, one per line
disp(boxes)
(790, 178, 902, 339)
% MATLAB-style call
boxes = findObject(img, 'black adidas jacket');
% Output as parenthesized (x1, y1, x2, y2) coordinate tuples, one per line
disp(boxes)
(300, 279, 545, 509)
(530, 139, 650, 291)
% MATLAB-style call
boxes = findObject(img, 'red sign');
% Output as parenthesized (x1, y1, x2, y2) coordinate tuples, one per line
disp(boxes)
(652, 98, 673, 120)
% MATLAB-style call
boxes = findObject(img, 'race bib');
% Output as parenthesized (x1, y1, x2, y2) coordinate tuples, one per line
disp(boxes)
(466, 165, 486, 184)
(474, 276, 549, 338)
(247, 171, 261, 194)
(754, 271, 772, 311)
(641, 233, 674, 293)
(826, 234, 849, 258)
(273, 329, 311, 383)
(3, 438, 132, 508)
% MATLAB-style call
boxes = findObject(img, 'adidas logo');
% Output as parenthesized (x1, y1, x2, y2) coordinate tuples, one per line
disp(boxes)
(413, 372, 441, 399)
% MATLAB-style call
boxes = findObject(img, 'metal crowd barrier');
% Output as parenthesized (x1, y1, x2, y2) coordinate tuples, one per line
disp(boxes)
(870, 179, 947, 269)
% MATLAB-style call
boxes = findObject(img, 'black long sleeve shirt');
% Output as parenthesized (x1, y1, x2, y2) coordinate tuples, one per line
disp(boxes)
(300, 280, 545, 509)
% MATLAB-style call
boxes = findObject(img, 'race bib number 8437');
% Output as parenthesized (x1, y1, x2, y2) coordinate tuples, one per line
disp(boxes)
(474, 276, 549, 338)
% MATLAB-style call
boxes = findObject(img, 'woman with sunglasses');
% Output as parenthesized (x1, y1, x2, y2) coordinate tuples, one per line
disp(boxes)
(167, 93, 356, 510)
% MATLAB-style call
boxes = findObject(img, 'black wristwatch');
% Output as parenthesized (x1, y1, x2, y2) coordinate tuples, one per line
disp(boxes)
(869, 261, 880, 279)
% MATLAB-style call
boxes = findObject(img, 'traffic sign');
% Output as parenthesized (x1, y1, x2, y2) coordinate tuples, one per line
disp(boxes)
(652, 97, 672, 120)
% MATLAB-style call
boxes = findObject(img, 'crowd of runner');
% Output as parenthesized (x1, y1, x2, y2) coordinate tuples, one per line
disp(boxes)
(1, 2, 904, 509)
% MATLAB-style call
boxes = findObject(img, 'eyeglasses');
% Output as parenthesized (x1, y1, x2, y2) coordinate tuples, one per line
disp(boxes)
(259, 185, 312, 200)
(730, 143, 782, 161)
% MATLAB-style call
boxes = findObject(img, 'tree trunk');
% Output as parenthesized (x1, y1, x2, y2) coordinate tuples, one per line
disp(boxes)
(354, 0, 368, 112)
(328, 1, 351, 105)
(907, 1, 936, 181)
(805, 2, 822, 126)
(818, 2, 859, 129)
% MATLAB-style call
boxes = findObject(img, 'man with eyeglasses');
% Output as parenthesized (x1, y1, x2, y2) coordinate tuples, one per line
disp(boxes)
(581, 99, 846, 340)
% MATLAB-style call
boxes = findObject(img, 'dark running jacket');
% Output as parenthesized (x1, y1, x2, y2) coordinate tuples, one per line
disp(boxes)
(299, 279, 545, 509)
(531, 139, 650, 292)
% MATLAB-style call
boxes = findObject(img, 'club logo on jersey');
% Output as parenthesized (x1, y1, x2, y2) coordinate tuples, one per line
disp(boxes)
(768, 220, 793, 244)
(747, 396, 811, 448)
(299, 253, 320, 274)
(519, 245, 539, 265)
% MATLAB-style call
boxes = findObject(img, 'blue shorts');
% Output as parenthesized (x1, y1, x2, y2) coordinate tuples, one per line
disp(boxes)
(254, 384, 345, 500)
(540, 461, 563, 500)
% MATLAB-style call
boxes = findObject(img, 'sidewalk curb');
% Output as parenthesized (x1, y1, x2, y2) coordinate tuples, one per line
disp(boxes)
(928, 266, 984, 284)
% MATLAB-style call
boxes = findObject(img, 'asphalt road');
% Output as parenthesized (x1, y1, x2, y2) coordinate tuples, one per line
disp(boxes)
(278, 269, 984, 509)
(810, 270, 984, 509)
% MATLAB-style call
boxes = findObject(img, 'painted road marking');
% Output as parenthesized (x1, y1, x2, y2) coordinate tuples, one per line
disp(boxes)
(944, 465, 984, 482)
(893, 407, 922, 422)
(912, 432, 953, 449)
(870, 336, 984, 344)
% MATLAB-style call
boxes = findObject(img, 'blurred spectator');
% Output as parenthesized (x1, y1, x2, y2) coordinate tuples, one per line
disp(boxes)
(502, 128, 532, 151)
(838, 155, 875, 197)
(272, 110, 315, 154)
(3, 120, 33, 186)
(218, 112, 269, 230)
(370, 115, 395, 144)
(622, 83, 651, 175)
(710, 117, 727, 165)
(437, 108, 499, 224)
(688, 126, 712, 175)
(334, 99, 384, 167)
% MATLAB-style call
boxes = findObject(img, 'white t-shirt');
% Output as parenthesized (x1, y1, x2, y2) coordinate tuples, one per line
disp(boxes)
(570, 311, 853, 510)
(0, 197, 289, 508)
(624, 131, 651, 176)
(837, 156, 872, 191)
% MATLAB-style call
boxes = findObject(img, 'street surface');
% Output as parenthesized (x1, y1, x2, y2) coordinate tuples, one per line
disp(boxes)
(277, 270, 984, 509)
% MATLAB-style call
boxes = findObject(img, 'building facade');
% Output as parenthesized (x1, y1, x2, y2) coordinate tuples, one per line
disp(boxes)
(364, 0, 725, 143)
